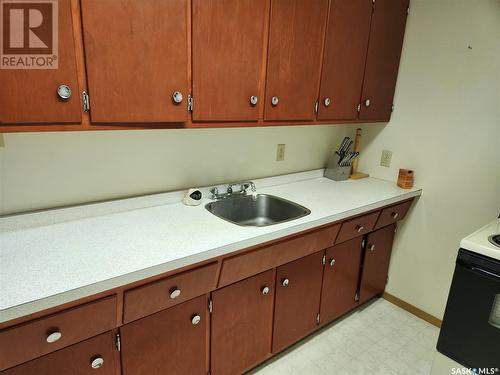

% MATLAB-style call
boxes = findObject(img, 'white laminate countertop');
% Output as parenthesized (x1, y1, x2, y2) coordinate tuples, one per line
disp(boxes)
(0, 170, 422, 323)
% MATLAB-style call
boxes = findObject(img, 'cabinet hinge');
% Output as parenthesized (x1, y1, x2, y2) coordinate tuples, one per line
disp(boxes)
(394, 225, 398, 234)
(322, 254, 326, 265)
(208, 298, 213, 313)
(82, 91, 90, 113)
(316, 313, 320, 325)
(354, 292, 360, 302)
(361, 238, 366, 249)
(115, 333, 121, 352)
(391, 103, 395, 113)
(386, 275, 389, 284)
(314, 100, 319, 114)
(188, 95, 193, 112)
(357, 103, 361, 113)
(407, 6, 410, 15)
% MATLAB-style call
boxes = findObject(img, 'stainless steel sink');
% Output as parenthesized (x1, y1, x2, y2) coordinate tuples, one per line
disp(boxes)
(205, 194, 310, 227)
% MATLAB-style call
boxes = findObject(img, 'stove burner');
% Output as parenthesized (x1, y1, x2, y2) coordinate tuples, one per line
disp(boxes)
(488, 234, 500, 248)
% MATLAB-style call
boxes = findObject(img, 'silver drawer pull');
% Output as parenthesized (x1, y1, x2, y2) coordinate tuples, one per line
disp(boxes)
(90, 356, 104, 369)
(169, 288, 181, 299)
(46, 331, 62, 344)
(250, 96, 258, 106)
(369, 244, 376, 251)
(261, 286, 270, 295)
(329, 259, 336, 267)
(271, 96, 279, 106)
(281, 278, 289, 287)
(391, 212, 399, 219)
(191, 314, 201, 326)
(56, 85, 72, 101)
(356, 225, 365, 233)
(172, 91, 183, 104)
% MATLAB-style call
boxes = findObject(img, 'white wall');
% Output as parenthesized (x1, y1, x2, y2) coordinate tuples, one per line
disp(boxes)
(0, 125, 352, 215)
(357, 0, 500, 319)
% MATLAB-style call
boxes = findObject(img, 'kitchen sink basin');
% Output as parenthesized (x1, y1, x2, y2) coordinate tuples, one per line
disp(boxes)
(205, 194, 311, 227)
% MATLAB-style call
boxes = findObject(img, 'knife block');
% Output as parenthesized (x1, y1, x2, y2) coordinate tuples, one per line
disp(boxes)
(324, 155, 350, 181)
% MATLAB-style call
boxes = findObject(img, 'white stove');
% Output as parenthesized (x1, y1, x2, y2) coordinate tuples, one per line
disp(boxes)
(460, 219, 500, 261)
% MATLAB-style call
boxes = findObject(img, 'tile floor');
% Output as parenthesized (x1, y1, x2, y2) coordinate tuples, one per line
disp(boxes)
(248, 298, 439, 375)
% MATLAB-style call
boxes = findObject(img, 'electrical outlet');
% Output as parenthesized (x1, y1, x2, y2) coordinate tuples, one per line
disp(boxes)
(380, 150, 392, 167)
(276, 144, 285, 161)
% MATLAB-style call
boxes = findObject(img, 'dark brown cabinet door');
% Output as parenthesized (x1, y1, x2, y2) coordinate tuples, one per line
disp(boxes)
(192, 0, 268, 122)
(2, 332, 118, 375)
(81, 0, 188, 123)
(320, 237, 363, 324)
(317, 0, 372, 121)
(120, 295, 208, 375)
(272, 251, 324, 353)
(359, 224, 396, 303)
(0, 0, 81, 125)
(264, 0, 329, 121)
(359, 0, 409, 121)
(211, 270, 274, 375)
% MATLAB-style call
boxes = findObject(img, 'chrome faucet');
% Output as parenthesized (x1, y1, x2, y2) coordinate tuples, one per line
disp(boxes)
(210, 181, 257, 200)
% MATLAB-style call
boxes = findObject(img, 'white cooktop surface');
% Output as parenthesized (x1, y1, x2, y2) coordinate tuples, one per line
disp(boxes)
(460, 220, 500, 261)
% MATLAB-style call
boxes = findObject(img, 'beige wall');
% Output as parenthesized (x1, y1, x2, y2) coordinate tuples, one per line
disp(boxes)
(357, 0, 500, 319)
(0, 125, 352, 215)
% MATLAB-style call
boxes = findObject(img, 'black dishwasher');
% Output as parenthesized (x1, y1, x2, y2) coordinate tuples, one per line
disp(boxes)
(437, 249, 500, 369)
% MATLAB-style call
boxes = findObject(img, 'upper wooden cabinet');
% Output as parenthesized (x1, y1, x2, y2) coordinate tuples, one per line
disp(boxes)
(0, 0, 81, 125)
(317, 0, 372, 121)
(192, 0, 268, 122)
(264, 0, 329, 121)
(359, 0, 409, 121)
(80, 0, 188, 124)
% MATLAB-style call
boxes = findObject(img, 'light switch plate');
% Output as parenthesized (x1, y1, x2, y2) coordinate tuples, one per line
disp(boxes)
(276, 144, 285, 161)
(380, 150, 392, 168)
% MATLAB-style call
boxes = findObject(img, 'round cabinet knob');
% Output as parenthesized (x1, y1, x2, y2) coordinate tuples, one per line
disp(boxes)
(356, 225, 365, 233)
(90, 356, 104, 369)
(369, 244, 376, 251)
(46, 331, 62, 344)
(391, 212, 399, 220)
(271, 96, 279, 107)
(281, 278, 290, 287)
(364, 99, 371, 107)
(172, 91, 183, 104)
(56, 85, 72, 101)
(169, 287, 181, 299)
(324, 98, 331, 107)
(191, 314, 201, 326)
(261, 286, 270, 295)
(329, 259, 336, 267)
(250, 96, 258, 106)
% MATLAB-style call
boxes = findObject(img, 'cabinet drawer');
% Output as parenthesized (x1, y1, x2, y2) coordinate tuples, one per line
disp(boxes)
(335, 211, 380, 244)
(123, 262, 218, 323)
(2, 331, 118, 375)
(374, 199, 413, 230)
(0, 296, 117, 371)
(218, 224, 340, 287)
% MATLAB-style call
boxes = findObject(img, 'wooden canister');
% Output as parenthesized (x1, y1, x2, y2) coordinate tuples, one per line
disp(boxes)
(397, 169, 414, 189)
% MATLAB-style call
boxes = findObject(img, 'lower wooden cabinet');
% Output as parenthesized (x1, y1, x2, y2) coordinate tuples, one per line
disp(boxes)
(359, 224, 396, 303)
(211, 270, 274, 375)
(272, 251, 324, 352)
(320, 237, 363, 324)
(2, 332, 118, 375)
(120, 295, 208, 375)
